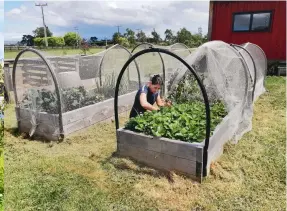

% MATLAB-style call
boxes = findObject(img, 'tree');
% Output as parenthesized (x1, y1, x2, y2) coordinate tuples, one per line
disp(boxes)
(176, 28, 192, 44)
(164, 29, 174, 44)
(89, 36, 98, 45)
(63, 32, 81, 47)
(117, 37, 130, 48)
(151, 29, 161, 44)
(34, 37, 45, 47)
(124, 28, 136, 45)
(136, 30, 146, 42)
(33, 27, 53, 38)
(20, 35, 34, 46)
(112, 32, 121, 44)
(47, 37, 65, 47)
(80, 38, 91, 55)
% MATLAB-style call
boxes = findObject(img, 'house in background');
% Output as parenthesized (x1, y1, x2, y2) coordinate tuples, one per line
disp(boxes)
(207, 1, 286, 74)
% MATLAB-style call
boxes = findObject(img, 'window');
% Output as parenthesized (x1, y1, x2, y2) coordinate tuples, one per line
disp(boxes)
(233, 11, 272, 32)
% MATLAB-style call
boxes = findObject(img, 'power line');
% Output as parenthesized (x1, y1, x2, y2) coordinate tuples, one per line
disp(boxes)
(35, 3, 48, 47)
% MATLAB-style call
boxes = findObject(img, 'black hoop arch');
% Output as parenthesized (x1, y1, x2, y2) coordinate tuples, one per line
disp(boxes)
(114, 48, 211, 177)
(12, 48, 64, 139)
(230, 43, 257, 102)
(131, 42, 166, 97)
(99, 44, 142, 87)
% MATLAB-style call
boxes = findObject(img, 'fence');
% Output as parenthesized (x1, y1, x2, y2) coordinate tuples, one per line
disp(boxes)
(4, 45, 108, 52)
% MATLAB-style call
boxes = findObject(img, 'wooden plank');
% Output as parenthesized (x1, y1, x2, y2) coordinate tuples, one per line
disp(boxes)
(22, 65, 49, 72)
(62, 90, 137, 125)
(160, 137, 203, 161)
(117, 143, 200, 181)
(53, 63, 76, 69)
(117, 129, 203, 162)
(4, 64, 13, 92)
(16, 107, 59, 127)
(207, 1, 214, 41)
(22, 72, 49, 78)
(23, 78, 50, 85)
(49, 57, 79, 63)
(57, 68, 76, 73)
(63, 104, 130, 135)
(117, 129, 162, 152)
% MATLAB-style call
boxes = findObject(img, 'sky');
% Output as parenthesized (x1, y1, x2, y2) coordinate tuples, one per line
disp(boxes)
(4, 0, 210, 44)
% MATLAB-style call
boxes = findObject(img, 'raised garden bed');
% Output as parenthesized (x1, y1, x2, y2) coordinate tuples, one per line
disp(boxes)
(116, 71, 233, 181)
(116, 105, 232, 182)
(17, 90, 138, 140)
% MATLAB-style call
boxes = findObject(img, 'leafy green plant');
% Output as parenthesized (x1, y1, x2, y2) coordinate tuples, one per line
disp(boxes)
(125, 101, 227, 143)
(21, 86, 105, 114)
(95, 72, 130, 98)
(167, 72, 204, 104)
(96, 72, 117, 99)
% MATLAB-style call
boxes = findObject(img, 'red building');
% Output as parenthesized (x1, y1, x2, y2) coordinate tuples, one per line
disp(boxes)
(208, 1, 286, 62)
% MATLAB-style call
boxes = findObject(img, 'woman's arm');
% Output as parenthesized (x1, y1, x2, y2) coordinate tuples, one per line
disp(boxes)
(156, 95, 172, 107)
(140, 93, 159, 111)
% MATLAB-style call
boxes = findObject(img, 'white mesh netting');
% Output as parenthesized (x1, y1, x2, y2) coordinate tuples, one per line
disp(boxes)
(13, 41, 266, 142)
(166, 40, 266, 144)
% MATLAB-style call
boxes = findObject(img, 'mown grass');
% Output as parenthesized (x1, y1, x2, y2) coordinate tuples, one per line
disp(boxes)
(4, 48, 105, 59)
(4, 76, 286, 210)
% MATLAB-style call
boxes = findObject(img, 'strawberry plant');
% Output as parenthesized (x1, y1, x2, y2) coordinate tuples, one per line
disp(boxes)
(125, 101, 227, 143)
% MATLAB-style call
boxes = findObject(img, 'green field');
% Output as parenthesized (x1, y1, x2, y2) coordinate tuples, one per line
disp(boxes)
(4, 76, 286, 210)
(4, 48, 105, 59)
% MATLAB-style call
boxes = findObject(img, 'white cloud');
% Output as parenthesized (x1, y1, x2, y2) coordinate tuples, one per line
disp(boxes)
(5, 1, 210, 41)
(6, 8, 22, 15)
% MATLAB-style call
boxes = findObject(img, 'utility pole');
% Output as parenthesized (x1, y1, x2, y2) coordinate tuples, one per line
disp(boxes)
(35, 3, 48, 47)
(104, 37, 107, 48)
(136, 28, 141, 42)
(74, 26, 79, 48)
(198, 26, 202, 37)
(115, 25, 122, 34)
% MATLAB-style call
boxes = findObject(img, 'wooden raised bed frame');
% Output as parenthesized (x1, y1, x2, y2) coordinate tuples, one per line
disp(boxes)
(16, 91, 137, 140)
(116, 111, 232, 182)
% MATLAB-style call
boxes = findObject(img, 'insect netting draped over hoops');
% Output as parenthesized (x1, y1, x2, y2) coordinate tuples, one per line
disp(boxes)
(14, 51, 61, 136)
(169, 43, 192, 58)
(132, 43, 164, 84)
(121, 49, 214, 144)
(44, 52, 107, 114)
(156, 43, 193, 84)
(167, 40, 255, 143)
(238, 42, 267, 101)
(100, 45, 140, 98)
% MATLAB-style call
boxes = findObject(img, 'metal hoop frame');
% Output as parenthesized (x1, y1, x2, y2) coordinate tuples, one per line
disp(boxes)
(114, 47, 211, 177)
(99, 44, 141, 87)
(12, 48, 64, 139)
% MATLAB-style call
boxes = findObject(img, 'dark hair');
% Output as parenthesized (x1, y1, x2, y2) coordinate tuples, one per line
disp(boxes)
(151, 74, 163, 85)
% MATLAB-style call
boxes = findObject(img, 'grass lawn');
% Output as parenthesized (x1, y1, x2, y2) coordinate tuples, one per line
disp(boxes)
(4, 48, 105, 59)
(4, 76, 286, 210)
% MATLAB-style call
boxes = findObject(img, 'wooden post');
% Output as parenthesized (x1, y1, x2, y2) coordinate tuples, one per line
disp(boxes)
(3, 63, 13, 103)
(207, 1, 214, 41)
